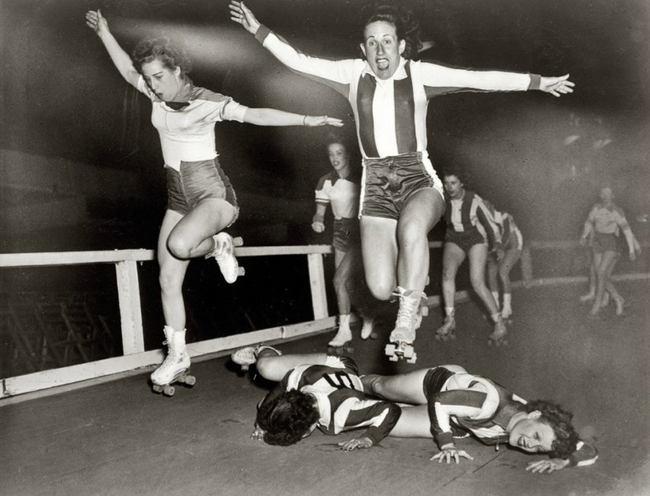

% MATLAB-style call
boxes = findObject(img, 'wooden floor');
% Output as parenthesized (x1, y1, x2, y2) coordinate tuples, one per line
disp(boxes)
(2, 281, 649, 496)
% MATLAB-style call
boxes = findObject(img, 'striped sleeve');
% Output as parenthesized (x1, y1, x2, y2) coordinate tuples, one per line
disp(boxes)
(315, 174, 331, 205)
(427, 390, 490, 448)
(340, 398, 402, 446)
(567, 439, 599, 467)
(475, 197, 502, 247)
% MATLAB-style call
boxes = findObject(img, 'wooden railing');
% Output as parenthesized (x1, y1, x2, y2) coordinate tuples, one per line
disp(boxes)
(1, 239, 647, 399)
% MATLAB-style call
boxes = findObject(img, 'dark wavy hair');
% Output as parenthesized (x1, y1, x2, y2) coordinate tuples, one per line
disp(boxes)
(360, 2, 422, 59)
(131, 36, 192, 76)
(526, 400, 580, 459)
(256, 390, 320, 446)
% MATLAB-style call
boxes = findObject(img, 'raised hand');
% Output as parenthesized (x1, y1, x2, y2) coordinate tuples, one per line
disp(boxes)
(540, 74, 575, 97)
(229, 1, 261, 35)
(85, 10, 108, 36)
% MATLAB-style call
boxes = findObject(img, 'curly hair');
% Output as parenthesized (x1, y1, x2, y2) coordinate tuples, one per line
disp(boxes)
(131, 36, 192, 76)
(360, 2, 422, 59)
(256, 390, 320, 447)
(526, 400, 580, 460)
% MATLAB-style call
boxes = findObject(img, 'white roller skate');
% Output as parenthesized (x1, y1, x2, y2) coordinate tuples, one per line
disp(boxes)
(385, 288, 428, 363)
(328, 314, 353, 348)
(488, 319, 508, 346)
(231, 344, 282, 371)
(360, 315, 376, 340)
(206, 232, 245, 283)
(151, 326, 195, 397)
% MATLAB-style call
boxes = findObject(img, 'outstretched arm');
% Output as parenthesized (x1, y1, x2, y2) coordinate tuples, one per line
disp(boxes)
(85, 10, 140, 87)
(243, 108, 343, 127)
(312, 203, 327, 233)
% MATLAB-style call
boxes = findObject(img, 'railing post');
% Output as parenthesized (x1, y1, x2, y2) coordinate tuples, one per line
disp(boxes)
(115, 260, 145, 355)
(307, 253, 329, 320)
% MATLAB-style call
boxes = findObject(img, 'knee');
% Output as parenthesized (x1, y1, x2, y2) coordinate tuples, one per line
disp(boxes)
(255, 357, 274, 380)
(469, 274, 487, 291)
(367, 280, 394, 301)
(166, 236, 193, 260)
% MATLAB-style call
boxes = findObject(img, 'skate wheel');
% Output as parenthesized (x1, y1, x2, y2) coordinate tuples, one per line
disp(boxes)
(232, 237, 244, 247)
(238, 267, 246, 276)
(370, 332, 378, 340)
(403, 346, 414, 359)
(184, 375, 196, 386)
(241, 364, 250, 372)
(152, 384, 163, 394)
(163, 385, 175, 396)
(406, 352, 417, 364)
(421, 307, 429, 317)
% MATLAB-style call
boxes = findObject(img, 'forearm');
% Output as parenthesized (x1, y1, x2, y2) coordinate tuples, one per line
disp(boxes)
(243, 108, 308, 126)
(313, 203, 327, 223)
(422, 63, 538, 92)
(97, 30, 140, 86)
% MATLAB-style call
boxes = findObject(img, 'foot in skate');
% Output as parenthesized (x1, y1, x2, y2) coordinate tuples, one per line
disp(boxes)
(328, 328, 353, 353)
(231, 344, 281, 371)
(435, 316, 456, 341)
(488, 321, 508, 346)
(207, 233, 244, 283)
(613, 296, 625, 316)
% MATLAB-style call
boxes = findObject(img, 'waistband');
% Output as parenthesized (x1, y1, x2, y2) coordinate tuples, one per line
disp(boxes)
(363, 151, 424, 168)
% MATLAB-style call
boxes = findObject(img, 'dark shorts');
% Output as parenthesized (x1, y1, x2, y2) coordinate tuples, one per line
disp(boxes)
(445, 228, 486, 253)
(422, 366, 455, 400)
(593, 232, 622, 254)
(333, 218, 361, 253)
(360, 152, 443, 221)
(166, 159, 239, 223)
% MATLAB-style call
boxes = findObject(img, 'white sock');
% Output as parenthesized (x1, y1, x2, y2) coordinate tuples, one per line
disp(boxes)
(491, 291, 500, 309)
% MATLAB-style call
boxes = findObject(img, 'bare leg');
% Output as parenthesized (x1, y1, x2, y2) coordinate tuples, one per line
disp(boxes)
(256, 353, 328, 382)
(362, 369, 431, 404)
(591, 251, 618, 315)
(360, 216, 398, 300)
(389, 404, 433, 438)
(440, 242, 466, 313)
(397, 189, 445, 291)
(468, 243, 500, 317)
(333, 248, 354, 315)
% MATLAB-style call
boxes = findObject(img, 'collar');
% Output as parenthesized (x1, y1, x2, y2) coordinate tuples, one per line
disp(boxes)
(361, 57, 409, 82)
(159, 77, 196, 110)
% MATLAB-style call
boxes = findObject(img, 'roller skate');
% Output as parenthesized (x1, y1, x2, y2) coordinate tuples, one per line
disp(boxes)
(206, 233, 245, 283)
(231, 344, 282, 371)
(579, 291, 595, 303)
(385, 288, 427, 363)
(151, 326, 195, 397)
(435, 314, 456, 341)
(488, 319, 508, 346)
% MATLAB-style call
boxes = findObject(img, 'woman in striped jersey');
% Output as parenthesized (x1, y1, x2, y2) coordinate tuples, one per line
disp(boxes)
(229, 1, 574, 353)
(437, 171, 505, 343)
(484, 201, 524, 320)
(86, 10, 343, 392)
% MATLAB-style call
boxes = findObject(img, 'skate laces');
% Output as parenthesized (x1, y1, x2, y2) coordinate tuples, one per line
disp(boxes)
(395, 293, 421, 329)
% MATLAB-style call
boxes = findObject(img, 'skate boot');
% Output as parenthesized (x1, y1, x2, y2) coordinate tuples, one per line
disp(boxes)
(435, 313, 457, 341)
(501, 294, 513, 320)
(613, 295, 625, 316)
(231, 344, 282, 371)
(488, 319, 508, 346)
(206, 233, 245, 283)
(328, 314, 353, 350)
(385, 288, 427, 363)
(151, 326, 194, 397)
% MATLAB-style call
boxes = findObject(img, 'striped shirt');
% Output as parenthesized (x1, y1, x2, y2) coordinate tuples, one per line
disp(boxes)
(136, 76, 248, 171)
(259, 358, 401, 446)
(425, 368, 599, 468)
(255, 25, 540, 161)
(494, 210, 524, 250)
(586, 203, 629, 235)
(445, 190, 501, 246)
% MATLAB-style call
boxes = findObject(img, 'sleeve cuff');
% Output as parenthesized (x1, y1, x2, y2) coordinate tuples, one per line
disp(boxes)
(255, 25, 272, 44)
(528, 74, 541, 90)
(437, 432, 454, 448)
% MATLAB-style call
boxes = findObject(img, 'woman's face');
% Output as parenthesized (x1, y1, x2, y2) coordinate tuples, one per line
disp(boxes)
(328, 143, 349, 172)
(141, 58, 182, 102)
(508, 415, 556, 454)
(443, 175, 464, 199)
(360, 20, 405, 80)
